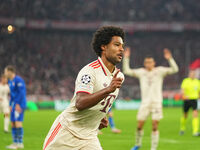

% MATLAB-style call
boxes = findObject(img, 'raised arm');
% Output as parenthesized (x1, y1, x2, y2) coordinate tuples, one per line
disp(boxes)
(123, 47, 140, 77)
(163, 48, 179, 75)
(76, 70, 123, 111)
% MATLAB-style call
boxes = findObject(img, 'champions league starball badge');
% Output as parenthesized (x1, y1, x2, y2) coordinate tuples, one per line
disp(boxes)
(81, 75, 91, 84)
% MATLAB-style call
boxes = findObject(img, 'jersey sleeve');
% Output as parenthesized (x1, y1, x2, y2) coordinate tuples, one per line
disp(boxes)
(123, 57, 142, 78)
(181, 79, 186, 90)
(159, 58, 179, 76)
(75, 66, 95, 94)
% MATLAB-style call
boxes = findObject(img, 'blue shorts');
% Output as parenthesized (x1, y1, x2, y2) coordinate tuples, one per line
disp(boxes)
(10, 109, 25, 122)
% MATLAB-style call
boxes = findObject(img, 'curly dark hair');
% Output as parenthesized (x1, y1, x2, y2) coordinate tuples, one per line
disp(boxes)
(92, 26, 125, 56)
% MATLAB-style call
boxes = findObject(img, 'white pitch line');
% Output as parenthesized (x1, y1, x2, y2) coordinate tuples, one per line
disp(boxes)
(160, 138, 180, 144)
(160, 138, 199, 144)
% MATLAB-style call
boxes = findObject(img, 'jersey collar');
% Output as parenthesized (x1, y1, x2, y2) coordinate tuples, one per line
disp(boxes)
(98, 57, 117, 77)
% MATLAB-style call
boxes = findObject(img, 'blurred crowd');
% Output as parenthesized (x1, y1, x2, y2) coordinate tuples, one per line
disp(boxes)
(0, 0, 200, 22)
(0, 29, 199, 100)
(0, 30, 95, 100)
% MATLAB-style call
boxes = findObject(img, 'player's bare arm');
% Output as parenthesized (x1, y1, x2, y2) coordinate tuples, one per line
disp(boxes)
(163, 48, 179, 73)
(123, 47, 140, 77)
(76, 70, 123, 111)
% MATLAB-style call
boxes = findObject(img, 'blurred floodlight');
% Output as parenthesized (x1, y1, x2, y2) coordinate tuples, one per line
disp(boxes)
(7, 25, 15, 34)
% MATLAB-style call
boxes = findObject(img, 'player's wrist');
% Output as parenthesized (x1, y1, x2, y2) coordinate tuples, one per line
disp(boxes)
(105, 86, 114, 94)
(167, 56, 173, 60)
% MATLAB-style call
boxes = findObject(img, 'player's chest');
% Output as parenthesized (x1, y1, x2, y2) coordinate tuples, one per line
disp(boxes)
(186, 81, 199, 91)
(93, 74, 112, 92)
(8, 81, 17, 92)
(140, 71, 162, 86)
(92, 74, 119, 113)
(141, 70, 161, 80)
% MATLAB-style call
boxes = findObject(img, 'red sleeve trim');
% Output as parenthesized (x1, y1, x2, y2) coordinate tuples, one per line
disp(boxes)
(76, 91, 91, 94)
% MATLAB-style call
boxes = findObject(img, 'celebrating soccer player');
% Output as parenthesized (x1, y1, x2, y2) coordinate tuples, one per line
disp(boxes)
(0, 74, 10, 133)
(123, 47, 178, 150)
(180, 70, 200, 136)
(43, 26, 125, 150)
(4, 66, 27, 149)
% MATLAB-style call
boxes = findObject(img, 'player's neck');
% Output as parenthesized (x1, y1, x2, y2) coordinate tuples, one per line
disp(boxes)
(100, 56, 115, 73)
(146, 68, 154, 71)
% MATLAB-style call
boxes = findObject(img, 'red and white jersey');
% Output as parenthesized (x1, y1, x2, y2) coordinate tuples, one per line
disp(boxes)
(123, 58, 178, 106)
(0, 84, 9, 102)
(60, 57, 124, 139)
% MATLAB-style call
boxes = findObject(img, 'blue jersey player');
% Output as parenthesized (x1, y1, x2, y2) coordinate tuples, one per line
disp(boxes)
(108, 108, 121, 133)
(4, 66, 27, 149)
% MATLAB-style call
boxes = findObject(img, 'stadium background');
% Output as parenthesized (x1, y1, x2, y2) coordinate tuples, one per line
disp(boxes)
(0, 0, 200, 149)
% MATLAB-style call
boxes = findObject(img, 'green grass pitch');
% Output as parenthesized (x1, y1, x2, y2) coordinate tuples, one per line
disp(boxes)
(0, 108, 199, 150)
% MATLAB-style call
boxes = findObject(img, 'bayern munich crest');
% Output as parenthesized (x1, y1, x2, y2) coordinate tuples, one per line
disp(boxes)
(81, 75, 91, 84)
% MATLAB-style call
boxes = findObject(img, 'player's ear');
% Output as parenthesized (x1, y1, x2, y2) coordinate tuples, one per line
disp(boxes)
(101, 45, 106, 52)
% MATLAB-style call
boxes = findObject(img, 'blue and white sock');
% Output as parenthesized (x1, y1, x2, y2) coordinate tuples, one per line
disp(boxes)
(108, 117, 115, 129)
(16, 127, 24, 144)
(12, 127, 18, 143)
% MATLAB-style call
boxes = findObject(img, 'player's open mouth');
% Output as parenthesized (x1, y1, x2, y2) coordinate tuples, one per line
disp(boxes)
(117, 54, 123, 59)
